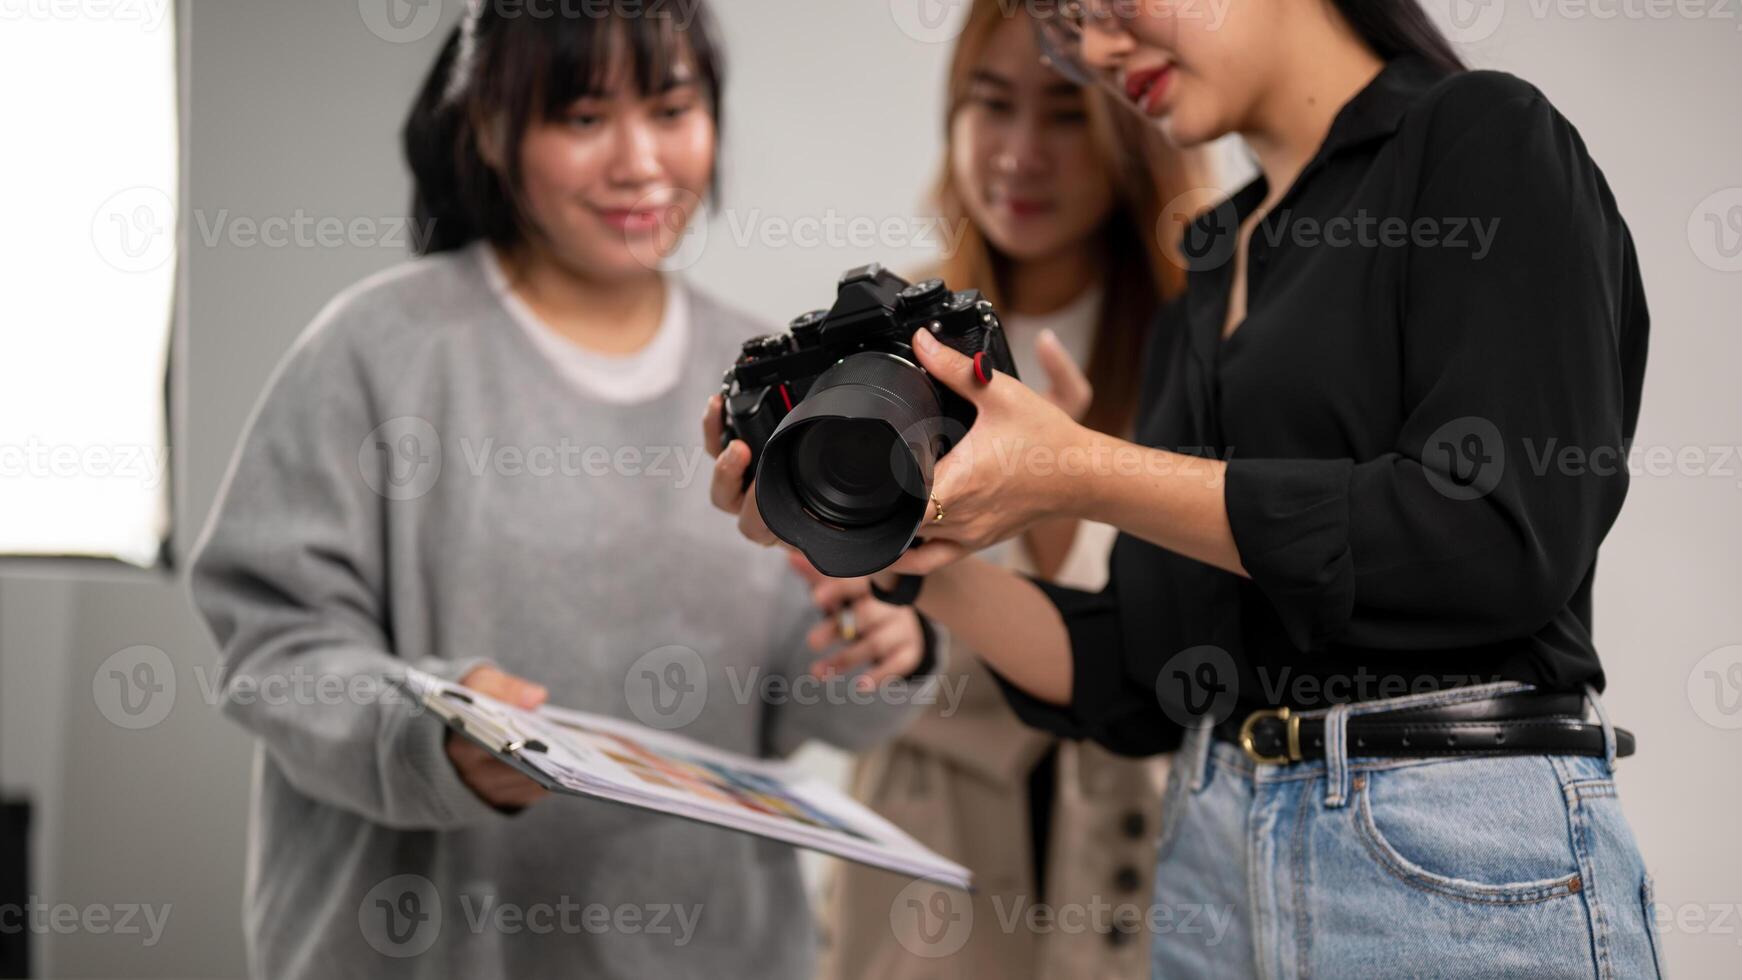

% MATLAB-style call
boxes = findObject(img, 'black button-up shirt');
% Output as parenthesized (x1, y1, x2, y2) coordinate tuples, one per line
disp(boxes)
(997, 56, 1649, 755)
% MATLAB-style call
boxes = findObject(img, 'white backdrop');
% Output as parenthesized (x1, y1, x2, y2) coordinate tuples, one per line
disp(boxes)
(0, 1, 1736, 976)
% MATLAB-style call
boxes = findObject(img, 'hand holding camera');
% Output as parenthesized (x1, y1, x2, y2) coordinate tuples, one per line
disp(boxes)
(704, 264, 1096, 582)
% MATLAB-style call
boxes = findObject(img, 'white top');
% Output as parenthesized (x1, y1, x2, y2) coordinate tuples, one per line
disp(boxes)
(985, 283, 1118, 590)
(477, 242, 691, 405)
(999, 283, 1102, 389)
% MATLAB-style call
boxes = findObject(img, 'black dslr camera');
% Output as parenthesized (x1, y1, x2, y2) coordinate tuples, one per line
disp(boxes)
(719, 264, 1018, 577)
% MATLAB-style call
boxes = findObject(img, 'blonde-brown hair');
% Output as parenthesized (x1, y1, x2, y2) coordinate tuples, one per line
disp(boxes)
(932, 0, 1203, 436)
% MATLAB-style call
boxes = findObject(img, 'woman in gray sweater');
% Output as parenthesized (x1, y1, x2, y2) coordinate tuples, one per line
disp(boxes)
(189, 6, 943, 978)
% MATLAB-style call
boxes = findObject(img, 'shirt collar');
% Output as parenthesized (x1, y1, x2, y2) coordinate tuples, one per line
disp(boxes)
(1319, 53, 1445, 156)
(1179, 55, 1449, 274)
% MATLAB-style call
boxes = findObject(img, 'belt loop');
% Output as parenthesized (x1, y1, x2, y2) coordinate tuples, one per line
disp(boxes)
(1584, 683, 1617, 772)
(1322, 703, 1352, 808)
(1188, 717, 1214, 792)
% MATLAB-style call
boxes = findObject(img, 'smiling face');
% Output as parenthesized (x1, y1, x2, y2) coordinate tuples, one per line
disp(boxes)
(949, 14, 1118, 266)
(511, 43, 716, 280)
(1073, 0, 1284, 147)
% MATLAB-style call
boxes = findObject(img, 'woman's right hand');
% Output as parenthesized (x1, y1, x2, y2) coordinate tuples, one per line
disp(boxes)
(445, 665, 551, 811)
(704, 393, 778, 546)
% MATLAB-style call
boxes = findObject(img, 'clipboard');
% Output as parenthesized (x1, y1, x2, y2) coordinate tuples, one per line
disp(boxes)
(398, 668, 973, 891)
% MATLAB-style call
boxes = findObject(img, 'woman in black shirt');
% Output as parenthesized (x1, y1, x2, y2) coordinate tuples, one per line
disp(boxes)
(710, 0, 1657, 975)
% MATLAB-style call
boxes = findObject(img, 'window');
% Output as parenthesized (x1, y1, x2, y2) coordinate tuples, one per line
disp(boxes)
(0, 0, 180, 567)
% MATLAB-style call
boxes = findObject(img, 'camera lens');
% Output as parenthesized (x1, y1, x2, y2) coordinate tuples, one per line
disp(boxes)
(754, 351, 944, 577)
(789, 419, 912, 528)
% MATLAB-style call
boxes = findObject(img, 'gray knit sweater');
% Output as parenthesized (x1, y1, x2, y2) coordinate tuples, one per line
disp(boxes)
(189, 245, 941, 980)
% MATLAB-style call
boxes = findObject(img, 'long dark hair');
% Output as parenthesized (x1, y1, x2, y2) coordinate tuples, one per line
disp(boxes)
(403, 1, 725, 256)
(1330, 0, 1466, 74)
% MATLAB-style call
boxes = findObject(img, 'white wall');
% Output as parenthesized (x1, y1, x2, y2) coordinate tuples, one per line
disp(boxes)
(1, 0, 1737, 976)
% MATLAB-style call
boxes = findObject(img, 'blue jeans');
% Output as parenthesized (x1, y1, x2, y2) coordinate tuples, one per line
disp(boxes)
(1148, 682, 1667, 979)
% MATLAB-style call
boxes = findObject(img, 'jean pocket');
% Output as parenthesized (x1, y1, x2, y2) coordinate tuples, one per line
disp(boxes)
(1351, 758, 1586, 905)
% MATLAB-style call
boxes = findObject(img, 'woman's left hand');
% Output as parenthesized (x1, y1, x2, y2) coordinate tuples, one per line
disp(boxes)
(888, 327, 1091, 576)
(789, 552, 927, 690)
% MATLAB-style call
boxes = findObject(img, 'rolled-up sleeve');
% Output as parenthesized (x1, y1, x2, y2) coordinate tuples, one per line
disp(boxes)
(986, 577, 1184, 757)
(1224, 91, 1641, 654)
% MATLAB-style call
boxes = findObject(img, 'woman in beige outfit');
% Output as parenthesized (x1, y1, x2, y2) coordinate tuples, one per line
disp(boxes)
(818, 3, 1206, 977)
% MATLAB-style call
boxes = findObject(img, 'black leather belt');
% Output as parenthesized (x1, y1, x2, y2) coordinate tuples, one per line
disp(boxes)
(1213, 691, 1636, 765)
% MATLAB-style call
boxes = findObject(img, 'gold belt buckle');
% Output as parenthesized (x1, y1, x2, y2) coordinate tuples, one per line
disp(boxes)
(1238, 706, 1301, 765)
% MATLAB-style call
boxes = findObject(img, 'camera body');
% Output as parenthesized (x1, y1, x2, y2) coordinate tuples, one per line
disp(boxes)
(718, 264, 1018, 576)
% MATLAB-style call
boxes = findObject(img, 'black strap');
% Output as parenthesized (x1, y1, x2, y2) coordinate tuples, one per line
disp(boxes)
(871, 574, 925, 606)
